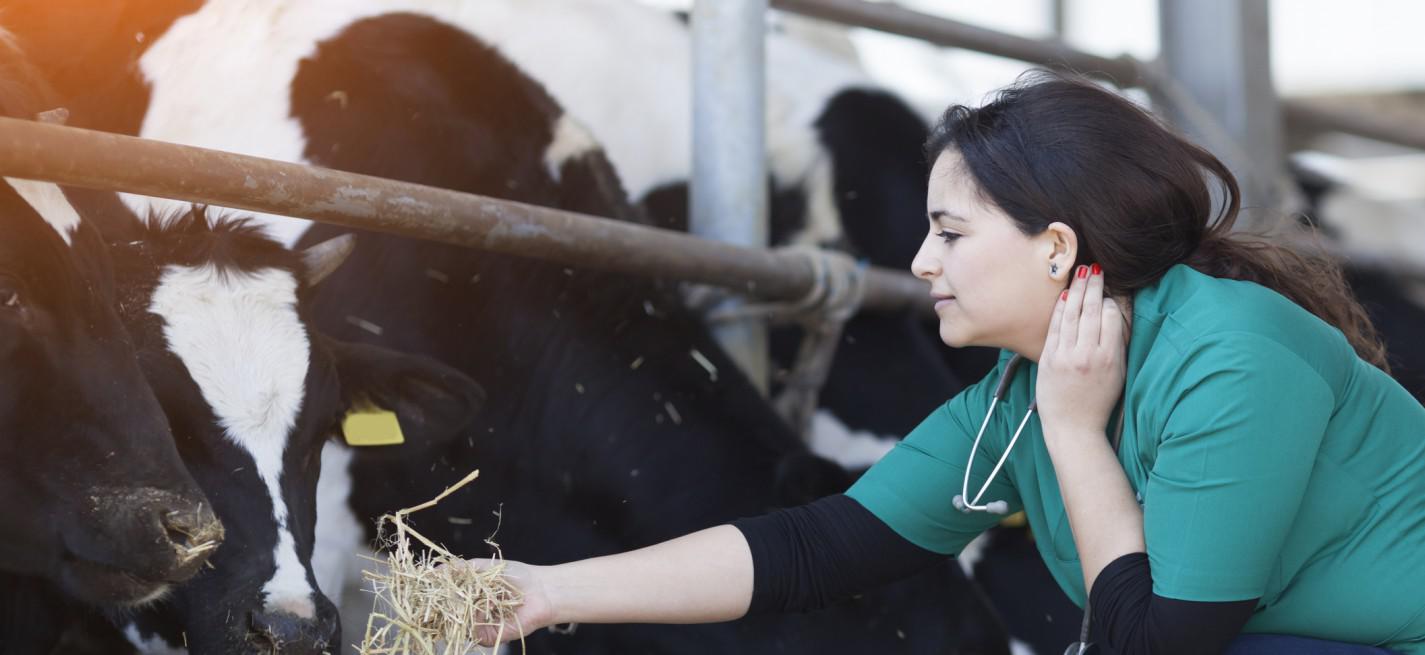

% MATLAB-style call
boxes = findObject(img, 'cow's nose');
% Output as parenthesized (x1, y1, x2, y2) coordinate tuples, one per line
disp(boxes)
(158, 498, 224, 580)
(249, 602, 339, 654)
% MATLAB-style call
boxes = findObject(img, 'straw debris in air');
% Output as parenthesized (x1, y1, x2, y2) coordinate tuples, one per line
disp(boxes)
(358, 470, 524, 655)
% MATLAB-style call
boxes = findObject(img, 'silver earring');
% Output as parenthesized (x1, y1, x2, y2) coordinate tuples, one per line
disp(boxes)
(1051, 263, 1059, 275)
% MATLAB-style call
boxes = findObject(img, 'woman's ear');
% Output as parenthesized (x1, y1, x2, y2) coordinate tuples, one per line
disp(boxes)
(1043, 221, 1078, 281)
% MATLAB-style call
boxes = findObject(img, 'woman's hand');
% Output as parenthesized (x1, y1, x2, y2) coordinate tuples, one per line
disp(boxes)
(1035, 263, 1130, 438)
(466, 559, 557, 646)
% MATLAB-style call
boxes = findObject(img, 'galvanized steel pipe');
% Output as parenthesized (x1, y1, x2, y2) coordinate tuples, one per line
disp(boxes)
(692, 0, 773, 391)
(771, 0, 1425, 152)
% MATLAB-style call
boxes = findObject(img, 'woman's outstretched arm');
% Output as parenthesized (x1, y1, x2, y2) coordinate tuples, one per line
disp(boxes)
(472, 524, 753, 644)
(543, 524, 755, 625)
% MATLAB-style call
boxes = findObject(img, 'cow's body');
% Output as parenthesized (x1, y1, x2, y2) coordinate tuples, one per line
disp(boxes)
(0, 29, 220, 649)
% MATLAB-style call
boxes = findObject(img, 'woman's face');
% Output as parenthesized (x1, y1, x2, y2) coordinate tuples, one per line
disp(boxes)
(912, 151, 1074, 357)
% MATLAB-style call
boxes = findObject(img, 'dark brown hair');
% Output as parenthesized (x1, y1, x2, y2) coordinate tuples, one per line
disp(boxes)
(925, 70, 1389, 371)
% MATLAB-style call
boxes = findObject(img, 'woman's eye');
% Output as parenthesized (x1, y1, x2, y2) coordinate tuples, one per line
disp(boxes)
(936, 230, 961, 244)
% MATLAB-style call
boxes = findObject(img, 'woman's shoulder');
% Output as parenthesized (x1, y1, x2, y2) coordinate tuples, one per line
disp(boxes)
(1139, 265, 1350, 357)
(1133, 265, 1355, 390)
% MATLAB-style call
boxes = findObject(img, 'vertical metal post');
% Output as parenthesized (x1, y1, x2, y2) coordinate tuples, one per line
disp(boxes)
(692, 0, 770, 394)
(1050, 0, 1068, 38)
(1158, 0, 1287, 230)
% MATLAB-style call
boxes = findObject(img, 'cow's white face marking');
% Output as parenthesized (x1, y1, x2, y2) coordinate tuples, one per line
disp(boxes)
(3, 178, 81, 246)
(148, 264, 317, 619)
(544, 113, 600, 182)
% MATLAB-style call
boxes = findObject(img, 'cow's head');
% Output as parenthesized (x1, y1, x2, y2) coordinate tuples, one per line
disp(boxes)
(0, 34, 220, 606)
(111, 210, 483, 653)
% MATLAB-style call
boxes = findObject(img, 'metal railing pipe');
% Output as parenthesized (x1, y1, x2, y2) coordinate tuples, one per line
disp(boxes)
(0, 116, 932, 314)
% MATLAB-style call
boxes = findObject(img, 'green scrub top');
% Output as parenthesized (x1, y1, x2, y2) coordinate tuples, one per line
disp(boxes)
(847, 264, 1425, 652)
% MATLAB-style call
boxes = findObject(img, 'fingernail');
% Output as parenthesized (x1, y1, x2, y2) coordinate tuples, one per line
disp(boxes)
(1061, 290, 1069, 301)
(1077, 265, 1088, 279)
(1091, 263, 1102, 276)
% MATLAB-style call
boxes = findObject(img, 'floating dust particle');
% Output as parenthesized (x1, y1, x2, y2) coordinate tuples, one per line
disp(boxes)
(346, 315, 385, 336)
(689, 349, 717, 381)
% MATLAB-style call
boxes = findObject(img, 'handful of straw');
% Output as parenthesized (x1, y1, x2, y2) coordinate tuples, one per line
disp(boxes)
(359, 470, 524, 655)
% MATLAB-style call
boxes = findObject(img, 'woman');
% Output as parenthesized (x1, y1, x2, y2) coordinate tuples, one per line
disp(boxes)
(469, 72, 1425, 654)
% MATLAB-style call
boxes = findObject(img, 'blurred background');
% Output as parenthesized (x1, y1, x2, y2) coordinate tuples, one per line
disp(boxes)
(645, 0, 1425, 368)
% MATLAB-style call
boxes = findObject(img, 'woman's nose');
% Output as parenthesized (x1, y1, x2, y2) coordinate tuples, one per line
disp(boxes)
(910, 236, 940, 280)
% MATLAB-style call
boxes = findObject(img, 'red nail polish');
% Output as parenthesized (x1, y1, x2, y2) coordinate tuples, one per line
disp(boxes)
(1061, 290, 1068, 301)
(1077, 266, 1088, 279)
(1091, 263, 1102, 276)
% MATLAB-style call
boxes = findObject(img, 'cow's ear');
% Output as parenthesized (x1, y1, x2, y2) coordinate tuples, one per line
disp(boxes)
(323, 337, 485, 445)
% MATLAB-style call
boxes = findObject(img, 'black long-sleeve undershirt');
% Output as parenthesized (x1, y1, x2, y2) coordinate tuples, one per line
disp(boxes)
(731, 494, 1258, 654)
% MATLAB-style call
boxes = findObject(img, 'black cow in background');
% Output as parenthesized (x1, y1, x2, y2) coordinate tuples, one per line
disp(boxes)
(0, 28, 221, 652)
(461, 0, 1001, 449)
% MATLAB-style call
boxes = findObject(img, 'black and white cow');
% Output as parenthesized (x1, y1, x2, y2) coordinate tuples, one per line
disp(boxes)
(456, 0, 1003, 452)
(62, 208, 483, 655)
(0, 31, 221, 648)
(5, 2, 1015, 653)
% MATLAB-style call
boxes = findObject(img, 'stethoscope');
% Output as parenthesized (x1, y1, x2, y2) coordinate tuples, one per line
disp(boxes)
(950, 353, 1127, 655)
(951, 353, 1036, 515)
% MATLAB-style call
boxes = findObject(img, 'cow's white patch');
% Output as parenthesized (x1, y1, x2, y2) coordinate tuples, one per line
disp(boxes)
(1009, 637, 1037, 655)
(310, 441, 372, 649)
(956, 532, 989, 578)
(544, 113, 600, 182)
(3, 178, 80, 246)
(784, 152, 843, 247)
(807, 409, 897, 470)
(122, 624, 185, 655)
(148, 264, 317, 619)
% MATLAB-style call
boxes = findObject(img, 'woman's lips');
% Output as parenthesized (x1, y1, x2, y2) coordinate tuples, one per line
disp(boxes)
(934, 297, 956, 311)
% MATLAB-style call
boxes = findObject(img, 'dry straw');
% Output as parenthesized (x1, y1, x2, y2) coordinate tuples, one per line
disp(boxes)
(358, 470, 524, 655)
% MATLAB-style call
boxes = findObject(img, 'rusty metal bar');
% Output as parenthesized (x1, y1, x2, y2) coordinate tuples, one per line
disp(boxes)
(1282, 100, 1425, 152)
(0, 116, 931, 313)
(770, 0, 1425, 152)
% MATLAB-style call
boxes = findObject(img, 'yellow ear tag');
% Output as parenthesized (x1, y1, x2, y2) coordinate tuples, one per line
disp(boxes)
(342, 409, 406, 447)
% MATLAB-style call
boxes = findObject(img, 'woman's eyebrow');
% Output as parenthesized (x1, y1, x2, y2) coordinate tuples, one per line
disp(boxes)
(928, 210, 969, 223)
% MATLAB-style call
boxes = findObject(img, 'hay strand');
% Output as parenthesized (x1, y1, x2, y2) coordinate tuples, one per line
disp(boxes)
(358, 470, 524, 655)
